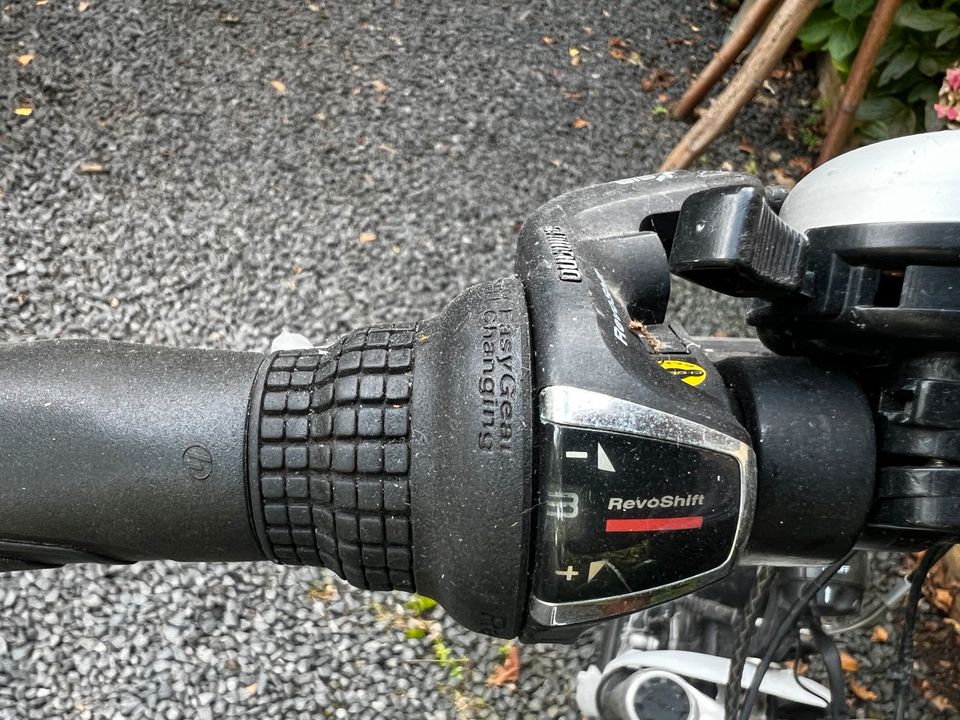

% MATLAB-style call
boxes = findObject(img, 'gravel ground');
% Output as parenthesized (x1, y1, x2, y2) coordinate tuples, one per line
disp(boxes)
(0, 2, 932, 719)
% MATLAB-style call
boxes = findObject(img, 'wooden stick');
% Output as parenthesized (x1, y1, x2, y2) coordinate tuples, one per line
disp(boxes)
(673, 0, 782, 120)
(661, 0, 818, 171)
(816, 0, 901, 165)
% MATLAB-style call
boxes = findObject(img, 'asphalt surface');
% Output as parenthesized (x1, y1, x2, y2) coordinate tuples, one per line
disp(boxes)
(1, 2, 933, 719)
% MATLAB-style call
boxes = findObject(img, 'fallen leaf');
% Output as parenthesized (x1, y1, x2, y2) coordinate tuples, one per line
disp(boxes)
(771, 168, 796, 189)
(270, 79, 286, 93)
(627, 50, 642, 66)
(292, 263, 303, 274)
(36, 0, 48, 5)
(358, 231, 377, 244)
(79, 162, 104, 174)
(930, 694, 956, 712)
(560, 90, 582, 100)
(220, 13, 240, 23)
(549, 159, 561, 168)
(608, 36, 627, 49)
(109, 297, 120, 308)
(737, 139, 756, 155)
(572, 117, 590, 129)
(609, 47, 627, 61)
(839, 651, 859, 673)
(371, 79, 388, 94)
(568, 47, 580, 58)
(582, 26, 593, 36)
(243, 683, 258, 696)
(641, 67, 674, 92)
(541, 35, 555, 45)
(307, 584, 337, 601)
(945, 617, 960, 634)
(849, 679, 878, 702)
(571, 54, 581, 66)
(869, 626, 889, 643)
(789, 156, 813, 174)
(78, 0, 89, 11)
(487, 644, 520, 686)
(389, 34, 402, 46)
(933, 588, 954, 614)
(768, 150, 783, 162)
(16, 54, 33, 66)
(13, 102, 32, 117)
(306, 2, 319, 11)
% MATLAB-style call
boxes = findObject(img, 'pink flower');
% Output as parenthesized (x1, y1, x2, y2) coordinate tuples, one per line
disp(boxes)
(947, 67, 960, 92)
(950, 106, 960, 121)
(935, 103, 950, 119)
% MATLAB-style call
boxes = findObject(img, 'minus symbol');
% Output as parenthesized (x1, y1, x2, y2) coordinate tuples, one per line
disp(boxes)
(565, 450, 588, 459)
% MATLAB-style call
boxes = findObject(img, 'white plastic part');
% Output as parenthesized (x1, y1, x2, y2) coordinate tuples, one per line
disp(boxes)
(779, 131, 960, 232)
(576, 650, 831, 718)
(269, 330, 315, 353)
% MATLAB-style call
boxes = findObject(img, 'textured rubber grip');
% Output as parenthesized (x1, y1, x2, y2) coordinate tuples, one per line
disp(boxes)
(249, 325, 416, 592)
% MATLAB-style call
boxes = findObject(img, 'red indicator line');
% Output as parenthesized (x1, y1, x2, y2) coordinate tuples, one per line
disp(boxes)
(606, 516, 704, 533)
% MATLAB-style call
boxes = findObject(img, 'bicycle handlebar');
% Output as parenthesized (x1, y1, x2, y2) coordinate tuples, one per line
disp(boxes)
(3, 162, 956, 643)
(0, 277, 534, 639)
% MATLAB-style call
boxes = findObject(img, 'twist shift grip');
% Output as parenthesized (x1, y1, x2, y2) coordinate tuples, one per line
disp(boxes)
(247, 325, 418, 592)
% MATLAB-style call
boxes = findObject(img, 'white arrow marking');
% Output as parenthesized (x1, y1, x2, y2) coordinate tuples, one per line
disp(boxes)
(587, 560, 606, 582)
(597, 443, 615, 472)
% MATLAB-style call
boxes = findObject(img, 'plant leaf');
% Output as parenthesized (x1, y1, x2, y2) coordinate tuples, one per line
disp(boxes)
(857, 96, 907, 121)
(936, 24, 960, 47)
(907, 81, 939, 104)
(825, 22, 862, 62)
(896, 1, 958, 32)
(405, 594, 438, 615)
(798, 10, 842, 46)
(878, 47, 918, 85)
(834, 0, 875, 21)
(917, 54, 942, 76)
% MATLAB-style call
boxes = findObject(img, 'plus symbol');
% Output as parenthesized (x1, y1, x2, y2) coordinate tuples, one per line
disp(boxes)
(555, 565, 579, 581)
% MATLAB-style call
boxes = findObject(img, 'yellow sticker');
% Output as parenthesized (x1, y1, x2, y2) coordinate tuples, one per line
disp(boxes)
(657, 359, 707, 387)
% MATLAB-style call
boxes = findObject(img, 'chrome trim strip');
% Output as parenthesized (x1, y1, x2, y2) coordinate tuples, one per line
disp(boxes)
(528, 385, 756, 627)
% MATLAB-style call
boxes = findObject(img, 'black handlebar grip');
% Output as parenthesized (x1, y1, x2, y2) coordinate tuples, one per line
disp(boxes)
(0, 278, 534, 638)
(247, 325, 417, 592)
(0, 339, 266, 569)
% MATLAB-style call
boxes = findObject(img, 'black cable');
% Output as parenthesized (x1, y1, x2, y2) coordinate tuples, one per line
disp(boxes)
(808, 611, 846, 720)
(725, 566, 777, 720)
(790, 626, 830, 706)
(893, 544, 951, 720)
(737, 548, 856, 720)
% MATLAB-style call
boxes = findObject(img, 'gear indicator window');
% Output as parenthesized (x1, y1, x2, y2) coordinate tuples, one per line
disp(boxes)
(532, 423, 742, 604)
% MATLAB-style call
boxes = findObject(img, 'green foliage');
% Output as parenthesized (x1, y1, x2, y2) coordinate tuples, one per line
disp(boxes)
(405, 594, 438, 615)
(799, 0, 959, 141)
(432, 637, 468, 681)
